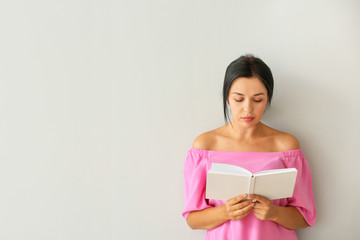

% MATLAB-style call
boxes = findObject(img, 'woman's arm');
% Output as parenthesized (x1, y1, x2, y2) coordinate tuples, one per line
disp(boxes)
(186, 205, 228, 230)
(187, 194, 254, 230)
(250, 194, 309, 229)
(271, 205, 309, 229)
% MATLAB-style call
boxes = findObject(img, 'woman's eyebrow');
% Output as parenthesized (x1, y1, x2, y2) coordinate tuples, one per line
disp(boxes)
(232, 92, 265, 96)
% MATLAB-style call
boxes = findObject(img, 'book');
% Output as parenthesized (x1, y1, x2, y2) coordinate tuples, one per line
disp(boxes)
(205, 163, 298, 201)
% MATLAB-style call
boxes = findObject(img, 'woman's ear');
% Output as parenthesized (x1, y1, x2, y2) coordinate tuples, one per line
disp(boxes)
(264, 101, 271, 111)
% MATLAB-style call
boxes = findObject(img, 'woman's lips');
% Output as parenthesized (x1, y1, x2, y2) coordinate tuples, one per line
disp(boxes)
(242, 117, 255, 122)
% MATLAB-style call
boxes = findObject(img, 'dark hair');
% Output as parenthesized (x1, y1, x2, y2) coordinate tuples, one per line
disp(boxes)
(222, 54, 274, 124)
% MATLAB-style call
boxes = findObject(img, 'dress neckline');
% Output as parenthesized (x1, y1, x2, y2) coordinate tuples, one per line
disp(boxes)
(190, 147, 302, 154)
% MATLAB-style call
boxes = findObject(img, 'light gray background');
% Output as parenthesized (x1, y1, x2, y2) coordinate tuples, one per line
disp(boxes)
(0, 0, 359, 239)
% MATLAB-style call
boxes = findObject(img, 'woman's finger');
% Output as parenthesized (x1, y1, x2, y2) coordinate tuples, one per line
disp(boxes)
(233, 202, 255, 218)
(228, 194, 248, 205)
(249, 194, 268, 203)
(232, 199, 253, 211)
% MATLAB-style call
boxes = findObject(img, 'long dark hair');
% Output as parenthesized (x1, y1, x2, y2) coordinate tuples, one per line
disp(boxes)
(222, 54, 274, 124)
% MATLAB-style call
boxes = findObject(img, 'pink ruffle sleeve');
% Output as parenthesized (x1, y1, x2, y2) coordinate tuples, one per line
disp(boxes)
(283, 151, 317, 226)
(182, 149, 213, 219)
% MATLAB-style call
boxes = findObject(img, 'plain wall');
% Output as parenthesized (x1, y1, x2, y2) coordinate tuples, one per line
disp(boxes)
(0, 0, 359, 239)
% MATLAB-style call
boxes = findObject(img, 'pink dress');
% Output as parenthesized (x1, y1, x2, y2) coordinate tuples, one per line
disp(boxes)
(182, 147, 316, 240)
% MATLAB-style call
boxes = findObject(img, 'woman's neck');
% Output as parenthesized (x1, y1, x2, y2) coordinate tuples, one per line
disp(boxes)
(225, 121, 265, 142)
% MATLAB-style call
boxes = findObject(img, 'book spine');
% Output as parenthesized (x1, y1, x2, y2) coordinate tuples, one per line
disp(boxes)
(248, 175, 255, 195)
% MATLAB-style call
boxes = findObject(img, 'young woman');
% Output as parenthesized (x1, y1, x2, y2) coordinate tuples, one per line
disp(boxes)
(182, 54, 316, 240)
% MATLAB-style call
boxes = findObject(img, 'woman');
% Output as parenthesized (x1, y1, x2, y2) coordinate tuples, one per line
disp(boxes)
(182, 54, 316, 239)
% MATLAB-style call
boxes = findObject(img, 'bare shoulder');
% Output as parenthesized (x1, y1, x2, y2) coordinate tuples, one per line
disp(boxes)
(192, 130, 218, 150)
(274, 131, 300, 152)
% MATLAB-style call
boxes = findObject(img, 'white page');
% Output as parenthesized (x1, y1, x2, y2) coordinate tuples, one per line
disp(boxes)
(206, 172, 250, 201)
(253, 170, 298, 200)
(254, 168, 297, 176)
(210, 163, 251, 175)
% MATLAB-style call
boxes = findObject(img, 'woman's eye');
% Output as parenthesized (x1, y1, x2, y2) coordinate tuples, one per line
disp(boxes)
(234, 99, 263, 102)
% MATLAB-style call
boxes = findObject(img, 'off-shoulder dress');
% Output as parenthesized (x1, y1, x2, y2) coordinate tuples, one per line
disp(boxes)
(182, 147, 316, 240)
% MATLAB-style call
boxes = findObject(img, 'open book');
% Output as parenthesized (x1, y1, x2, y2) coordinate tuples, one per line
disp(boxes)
(205, 163, 298, 201)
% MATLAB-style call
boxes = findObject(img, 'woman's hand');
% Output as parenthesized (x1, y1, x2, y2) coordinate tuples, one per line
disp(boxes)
(186, 194, 254, 230)
(224, 194, 254, 220)
(249, 194, 279, 221)
(249, 194, 309, 229)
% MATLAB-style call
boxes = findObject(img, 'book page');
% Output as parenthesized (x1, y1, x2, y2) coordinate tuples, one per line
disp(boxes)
(206, 172, 250, 201)
(210, 163, 251, 175)
(253, 170, 297, 200)
(254, 168, 296, 176)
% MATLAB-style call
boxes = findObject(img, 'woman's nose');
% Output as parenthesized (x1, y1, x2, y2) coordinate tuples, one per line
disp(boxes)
(243, 100, 254, 113)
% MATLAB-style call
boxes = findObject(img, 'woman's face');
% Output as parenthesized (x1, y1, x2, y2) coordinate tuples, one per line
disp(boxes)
(227, 76, 269, 127)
